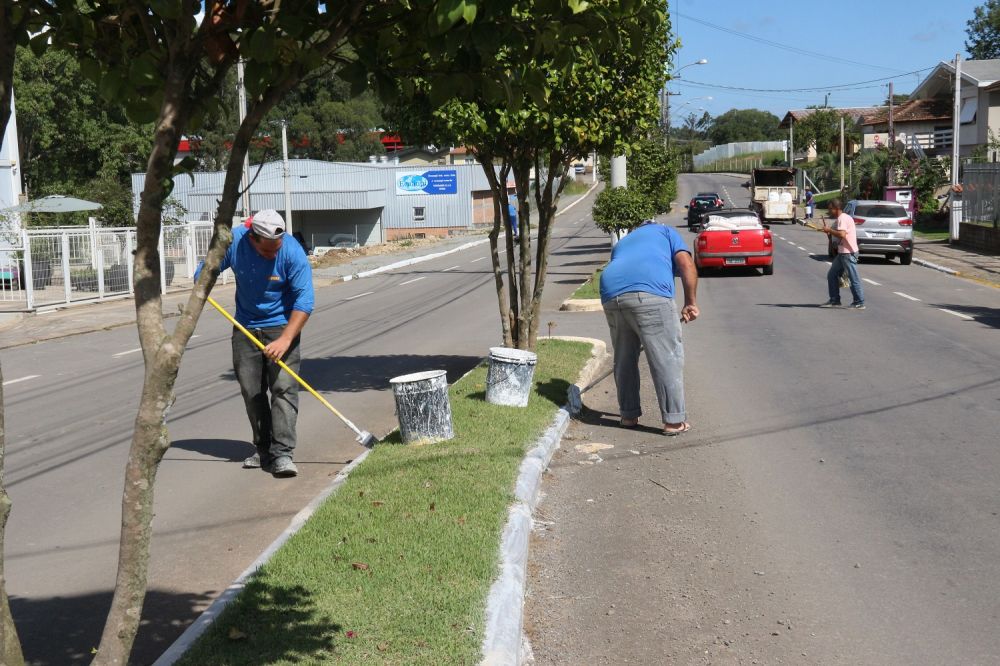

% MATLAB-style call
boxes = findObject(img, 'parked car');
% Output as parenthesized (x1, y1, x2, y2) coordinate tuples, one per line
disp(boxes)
(574, 164, 586, 174)
(686, 195, 724, 228)
(694, 209, 773, 276)
(696, 192, 724, 207)
(828, 200, 913, 264)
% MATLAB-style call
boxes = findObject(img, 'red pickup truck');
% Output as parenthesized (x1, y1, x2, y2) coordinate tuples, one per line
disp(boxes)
(693, 209, 774, 276)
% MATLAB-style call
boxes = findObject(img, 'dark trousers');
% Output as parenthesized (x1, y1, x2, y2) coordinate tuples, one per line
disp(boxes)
(232, 327, 301, 466)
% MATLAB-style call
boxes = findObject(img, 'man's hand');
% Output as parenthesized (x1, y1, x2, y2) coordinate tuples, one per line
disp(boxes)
(264, 336, 293, 362)
(681, 303, 700, 323)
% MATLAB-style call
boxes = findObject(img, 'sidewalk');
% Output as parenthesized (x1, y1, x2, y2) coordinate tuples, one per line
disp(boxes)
(912, 237, 1000, 286)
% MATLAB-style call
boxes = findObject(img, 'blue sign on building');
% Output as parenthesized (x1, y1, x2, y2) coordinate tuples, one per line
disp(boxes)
(396, 169, 458, 196)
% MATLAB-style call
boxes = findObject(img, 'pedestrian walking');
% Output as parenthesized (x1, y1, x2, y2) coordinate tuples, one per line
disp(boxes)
(805, 189, 815, 219)
(204, 210, 315, 477)
(820, 199, 865, 309)
(599, 220, 699, 435)
(507, 197, 520, 241)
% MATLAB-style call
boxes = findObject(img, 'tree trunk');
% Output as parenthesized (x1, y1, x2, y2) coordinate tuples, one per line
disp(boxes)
(0, 363, 26, 666)
(479, 158, 514, 347)
(526, 154, 569, 348)
(512, 162, 534, 349)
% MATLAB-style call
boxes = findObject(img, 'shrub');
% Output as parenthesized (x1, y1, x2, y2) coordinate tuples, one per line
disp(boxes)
(592, 186, 656, 234)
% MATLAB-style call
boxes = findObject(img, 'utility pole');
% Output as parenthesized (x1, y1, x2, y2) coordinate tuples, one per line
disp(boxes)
(237, 59, 251, 219)
(840, 115, 846, 193)
(789, 118, 794, 168)
(610, 154, 627, 247)
(887, 81, 895, 187)
(951, 53, 963, 242)
(280, 119, 293, 234)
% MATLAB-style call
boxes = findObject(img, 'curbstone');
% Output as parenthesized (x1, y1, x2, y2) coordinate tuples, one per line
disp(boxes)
(479, 337, 608, 666)
(559, 298, 603, 312)
(913, 257, 961, 276)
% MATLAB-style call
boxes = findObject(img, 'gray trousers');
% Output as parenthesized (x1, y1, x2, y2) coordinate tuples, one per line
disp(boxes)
(232, 327, 301, 466)
(603, 292, 686, 424)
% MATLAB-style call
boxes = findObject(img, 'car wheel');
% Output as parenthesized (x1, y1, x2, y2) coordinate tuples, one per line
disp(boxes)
(900, 250, 913, 266)
(762, 263, 774, 276)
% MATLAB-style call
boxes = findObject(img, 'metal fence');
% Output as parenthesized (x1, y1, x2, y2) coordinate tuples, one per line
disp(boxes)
(0, 222, 230, 312)
(692, 141, 788, 168)
(962, 163, 1000, 229)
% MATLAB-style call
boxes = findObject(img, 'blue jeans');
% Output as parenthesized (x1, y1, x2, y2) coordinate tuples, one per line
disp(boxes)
(603, 292, 686, 424)
(827, 252, 864, 304)
(232, 327, 301, 466)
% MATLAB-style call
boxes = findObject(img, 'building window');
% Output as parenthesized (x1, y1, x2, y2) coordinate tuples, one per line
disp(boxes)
(413, 206, 426, 222)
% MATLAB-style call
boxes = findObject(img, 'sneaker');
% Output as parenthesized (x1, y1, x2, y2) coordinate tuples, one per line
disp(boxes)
(849, 302, 866, 310)
(242, 453, 261, 469)
(819, 301, 842, 308)
(271, 458, 298, 478)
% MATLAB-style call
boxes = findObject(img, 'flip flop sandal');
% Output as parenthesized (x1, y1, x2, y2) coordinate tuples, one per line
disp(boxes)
(663, 423, 691, 437)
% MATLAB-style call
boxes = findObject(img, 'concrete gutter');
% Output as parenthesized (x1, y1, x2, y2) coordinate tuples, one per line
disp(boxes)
(480, 337, 608, 666)
(559, 298, 602, 312)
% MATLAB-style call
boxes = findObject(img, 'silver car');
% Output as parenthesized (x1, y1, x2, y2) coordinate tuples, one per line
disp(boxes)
(827, 199, 913, 265)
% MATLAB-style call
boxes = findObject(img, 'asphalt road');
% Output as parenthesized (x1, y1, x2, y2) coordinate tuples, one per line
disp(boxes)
(528, 173, 1000, 665)
(0, 193, 608, 665)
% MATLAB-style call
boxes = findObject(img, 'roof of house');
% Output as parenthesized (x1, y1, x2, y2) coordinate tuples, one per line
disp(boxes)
(911, 59, 1000, 98)
(859, 98, 953, 126)
(779, 106, 885, 129)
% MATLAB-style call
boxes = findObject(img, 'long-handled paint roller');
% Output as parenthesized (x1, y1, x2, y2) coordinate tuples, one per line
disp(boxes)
(206, 296, 378, 448)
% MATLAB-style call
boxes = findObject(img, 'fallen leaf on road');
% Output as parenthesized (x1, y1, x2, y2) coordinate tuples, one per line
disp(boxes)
(352, 562, 370, 571)
(371, 501, 384, 507)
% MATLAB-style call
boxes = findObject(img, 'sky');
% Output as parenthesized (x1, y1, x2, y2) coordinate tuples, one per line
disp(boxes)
(668, 0, 983, 125)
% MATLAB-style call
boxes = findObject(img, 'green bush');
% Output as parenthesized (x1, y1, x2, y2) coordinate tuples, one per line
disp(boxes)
(592, 186, 656, 234)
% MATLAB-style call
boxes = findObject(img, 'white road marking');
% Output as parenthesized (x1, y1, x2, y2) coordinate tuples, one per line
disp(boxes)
(787, 241, 796, 246)
(893, 291, 921, 302)
(939, 308, 974, 321)
(863, 278, 881, 286)
(442, 265, 461, 272)
(797, 246, 808, 251)
(470, 257, 487, 263)
(777, 236, 786, 240)
(112, 348, 143, 358)
(399, 277, 426, 286)
(191, 335, 200, 339)
(345, 291, 374, 300)
(2, 374, 40, 387)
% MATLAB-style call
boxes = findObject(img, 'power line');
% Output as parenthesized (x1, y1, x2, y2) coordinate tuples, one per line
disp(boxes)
(676, 67, 934, 94)
(676, 12, 906, 73)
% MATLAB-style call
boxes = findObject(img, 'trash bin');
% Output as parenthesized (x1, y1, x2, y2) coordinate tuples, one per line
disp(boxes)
(390, 370, 454, 444)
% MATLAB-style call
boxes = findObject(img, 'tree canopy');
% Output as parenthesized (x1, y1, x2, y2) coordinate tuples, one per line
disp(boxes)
(706, 108, 783, 145)
(967, 0, 1000, 59)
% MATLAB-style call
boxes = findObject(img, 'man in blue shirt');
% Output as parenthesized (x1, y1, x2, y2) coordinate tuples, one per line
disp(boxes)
(507, 198, 519, 241)
(599, 221, 699, 435)
(218, 209, 314, 477)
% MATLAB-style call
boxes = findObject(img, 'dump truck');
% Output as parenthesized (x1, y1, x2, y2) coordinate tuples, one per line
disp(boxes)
(750, 167, 797, 223)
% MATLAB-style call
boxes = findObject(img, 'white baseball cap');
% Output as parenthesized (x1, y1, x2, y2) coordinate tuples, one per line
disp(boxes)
(251, 209, 285, 239)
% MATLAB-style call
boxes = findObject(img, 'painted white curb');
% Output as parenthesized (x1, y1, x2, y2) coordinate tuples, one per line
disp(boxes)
(152, 448, 372, 666)
(341, 181, 599, 283)
(480, 337, 607, 666)
(913, 257, 960, 276)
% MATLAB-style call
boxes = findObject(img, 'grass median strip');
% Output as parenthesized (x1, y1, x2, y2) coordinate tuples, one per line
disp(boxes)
(571, 266, 604, 300)
(176, 338, 592, 666)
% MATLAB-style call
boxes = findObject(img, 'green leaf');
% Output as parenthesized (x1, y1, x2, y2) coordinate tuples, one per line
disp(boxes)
(248, 29, 277, 62)
(124, 97, 159, 125)
(463, 1, 478, 24)
(128, 55, 161, 88)
(568, 0, 590, 13)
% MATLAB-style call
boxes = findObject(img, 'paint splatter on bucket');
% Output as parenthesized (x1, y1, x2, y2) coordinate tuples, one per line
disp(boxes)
(390, 370, 454, 445)
(485, 347, 538, 408)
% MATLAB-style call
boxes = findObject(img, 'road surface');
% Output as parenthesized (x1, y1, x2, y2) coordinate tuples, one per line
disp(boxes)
(527, 172, 1000, 665)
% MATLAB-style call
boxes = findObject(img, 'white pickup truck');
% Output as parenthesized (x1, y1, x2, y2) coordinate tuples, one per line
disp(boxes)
(750, 167, 797, 223)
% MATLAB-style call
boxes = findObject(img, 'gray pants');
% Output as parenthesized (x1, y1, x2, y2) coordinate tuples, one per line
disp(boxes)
(603, 292, 686, 424)
(232, 327, 301, 466)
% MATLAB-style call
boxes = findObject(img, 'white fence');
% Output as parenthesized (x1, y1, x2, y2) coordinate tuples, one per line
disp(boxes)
(693, 140, 788, 168)
(0, 222, 228, 312)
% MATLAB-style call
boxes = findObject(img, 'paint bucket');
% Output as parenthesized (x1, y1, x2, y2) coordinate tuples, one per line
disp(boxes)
(485, 347, 538, 408)
(390, 370, 454, 444)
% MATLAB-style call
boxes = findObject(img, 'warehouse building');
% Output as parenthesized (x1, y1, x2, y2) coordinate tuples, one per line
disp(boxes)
(131, 158, 510, 247)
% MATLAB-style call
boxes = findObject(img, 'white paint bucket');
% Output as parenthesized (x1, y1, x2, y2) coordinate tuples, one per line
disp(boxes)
(485, 347, 538, 408)
(390, 370, 454, 444)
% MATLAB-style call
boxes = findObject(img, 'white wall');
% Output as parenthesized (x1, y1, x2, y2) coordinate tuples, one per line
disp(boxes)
(0, 94, 24, 244)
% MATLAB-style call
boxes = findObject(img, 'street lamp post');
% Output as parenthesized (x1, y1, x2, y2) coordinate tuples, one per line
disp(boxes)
(663, 58, 708, 146)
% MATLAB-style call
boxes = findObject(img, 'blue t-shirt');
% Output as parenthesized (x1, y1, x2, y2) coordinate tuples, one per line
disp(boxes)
(599, 222, 690, 302)
(217, 226, 314, 328)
